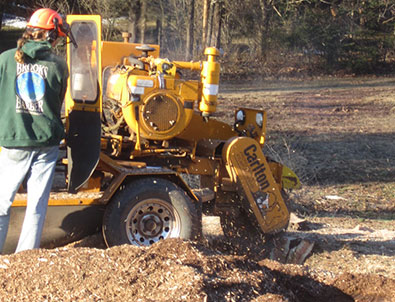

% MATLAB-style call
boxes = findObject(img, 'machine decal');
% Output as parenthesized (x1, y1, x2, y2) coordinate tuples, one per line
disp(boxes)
(203, 83, 218, 96)
(244, 144, 270, 191)
(130, 86, 145, 94)
(136, 79, 154, 87)
(252, 191, 269, 211)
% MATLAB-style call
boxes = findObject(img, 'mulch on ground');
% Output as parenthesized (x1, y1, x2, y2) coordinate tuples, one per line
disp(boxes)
(0, 238, 393, 301)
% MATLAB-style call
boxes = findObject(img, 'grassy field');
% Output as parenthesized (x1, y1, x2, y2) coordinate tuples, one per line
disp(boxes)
(216, 77, 395, 278)
(219, 77, 395, 213)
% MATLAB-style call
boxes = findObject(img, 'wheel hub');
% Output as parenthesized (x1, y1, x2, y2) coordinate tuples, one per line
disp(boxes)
(126, 200, 181, 246)
(140, 214, 162, 236)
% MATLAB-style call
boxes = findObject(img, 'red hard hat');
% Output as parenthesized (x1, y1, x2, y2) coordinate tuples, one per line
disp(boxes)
(27, 8, 66, 37)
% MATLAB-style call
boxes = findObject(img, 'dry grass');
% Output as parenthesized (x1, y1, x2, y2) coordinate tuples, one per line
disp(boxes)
(217, 77, 395, 279)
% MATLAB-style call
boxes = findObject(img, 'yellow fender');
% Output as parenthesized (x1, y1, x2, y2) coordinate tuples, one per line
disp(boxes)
(281, 165, 301, 189)
(268, 161, 301, 190)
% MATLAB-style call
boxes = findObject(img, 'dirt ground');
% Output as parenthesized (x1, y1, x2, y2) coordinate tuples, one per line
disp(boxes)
(0, 76, 394, 301)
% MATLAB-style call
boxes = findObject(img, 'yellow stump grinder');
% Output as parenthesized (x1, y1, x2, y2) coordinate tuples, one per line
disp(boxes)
(2, 15, 300, 253)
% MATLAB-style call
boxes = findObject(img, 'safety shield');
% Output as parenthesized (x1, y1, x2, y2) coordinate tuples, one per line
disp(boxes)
(65, 15, 102, 192)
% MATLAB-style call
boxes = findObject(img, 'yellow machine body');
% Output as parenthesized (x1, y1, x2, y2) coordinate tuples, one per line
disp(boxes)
(106, 70, 197, 141)
(101, 42, 160, 68)
(103, 47, 220, 143)
(199, 48, 220, 116)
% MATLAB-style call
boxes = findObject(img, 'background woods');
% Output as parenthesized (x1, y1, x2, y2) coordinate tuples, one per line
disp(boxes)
(0, 0, 394, 75)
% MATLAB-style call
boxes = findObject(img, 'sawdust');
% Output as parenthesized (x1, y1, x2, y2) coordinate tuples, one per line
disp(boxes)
(0, 238, 393, 301)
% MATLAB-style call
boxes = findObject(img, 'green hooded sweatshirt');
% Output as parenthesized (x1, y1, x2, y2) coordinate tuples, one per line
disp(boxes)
(0, 40, 68, 147)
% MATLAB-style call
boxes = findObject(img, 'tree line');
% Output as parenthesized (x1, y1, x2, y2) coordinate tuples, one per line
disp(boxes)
(1, 0, 394, 75)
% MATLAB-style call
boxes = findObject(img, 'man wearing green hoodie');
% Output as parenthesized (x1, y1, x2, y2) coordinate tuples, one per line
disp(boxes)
(0, 8, 70, 253)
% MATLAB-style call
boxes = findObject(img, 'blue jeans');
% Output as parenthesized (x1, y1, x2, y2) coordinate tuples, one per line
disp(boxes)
(0, 146, 59, 253)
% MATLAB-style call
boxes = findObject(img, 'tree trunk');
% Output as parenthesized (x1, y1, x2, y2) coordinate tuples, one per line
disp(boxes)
(210, 0, 224, 49)
(207, 0, 215, 46)
(156, 18, 162, 46)
(202, 0, 210, 49)
(215, 1, 224, 49)
(185, 0, 195, 60)
(258, 0, 271, 58)
(139, 0, 146, 44)
(128, 0, 141, 43)
(158, 0, 166, 48)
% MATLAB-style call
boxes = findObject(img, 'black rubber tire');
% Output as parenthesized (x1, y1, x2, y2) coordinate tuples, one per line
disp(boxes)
(102, 177, 202, 247)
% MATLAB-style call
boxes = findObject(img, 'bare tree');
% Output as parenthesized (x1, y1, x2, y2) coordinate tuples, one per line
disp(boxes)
(139, 0, 146, 43)
(257, 0, 272, 58)
(215, 0, 224, 49)
(207, 0, 214, 46)
(208, 0, 223, 49)
(157, 0, 165, 46)
(128, 0, 141, 43)
(185, 0, 195, 60)
(202, 0, 209, 48)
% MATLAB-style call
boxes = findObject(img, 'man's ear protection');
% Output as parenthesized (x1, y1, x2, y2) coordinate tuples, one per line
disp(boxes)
(45, 16, 78, 48)
(58, 19, 78, 48)
(46, 17, 59, 43)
